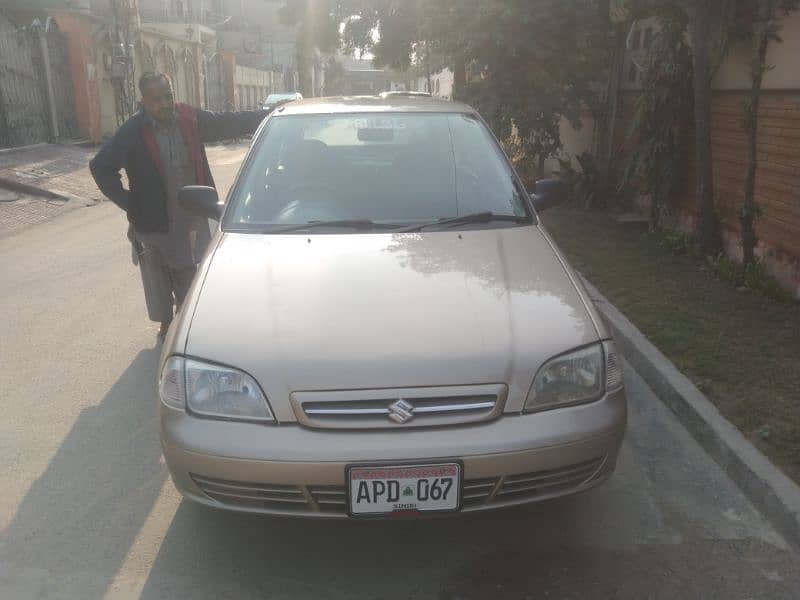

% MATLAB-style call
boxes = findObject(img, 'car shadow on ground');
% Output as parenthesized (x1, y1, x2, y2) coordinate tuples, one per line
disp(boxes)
(138, 489, 600, 599)
(0, 348, 166, 597)
(138, 494, 800, 600)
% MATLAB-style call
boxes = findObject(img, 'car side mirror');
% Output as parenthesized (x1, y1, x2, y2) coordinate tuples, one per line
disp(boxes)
(179, 186, 223, 220)
(529, 178, 566, 213)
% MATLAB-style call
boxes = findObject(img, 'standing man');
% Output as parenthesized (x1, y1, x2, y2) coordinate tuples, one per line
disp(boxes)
(91, 72, 275, 339)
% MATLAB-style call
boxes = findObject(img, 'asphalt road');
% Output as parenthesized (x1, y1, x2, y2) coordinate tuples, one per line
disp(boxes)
(1, 144, 798, 599)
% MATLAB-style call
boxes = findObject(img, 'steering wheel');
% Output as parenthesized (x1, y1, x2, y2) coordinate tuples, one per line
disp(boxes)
(275, 181, 340, 222)
(275, 198, 341, 223)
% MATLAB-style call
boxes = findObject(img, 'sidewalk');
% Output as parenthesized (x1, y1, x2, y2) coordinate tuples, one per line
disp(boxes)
(0, 144, 101, 237)
(0, 143, 100, 200)
(0, 142, 251, 238)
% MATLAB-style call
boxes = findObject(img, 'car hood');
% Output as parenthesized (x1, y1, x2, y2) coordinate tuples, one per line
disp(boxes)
(185, 226, 599, 417)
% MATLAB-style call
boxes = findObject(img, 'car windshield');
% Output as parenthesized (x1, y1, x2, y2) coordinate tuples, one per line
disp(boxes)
(225, 112, 529, 231)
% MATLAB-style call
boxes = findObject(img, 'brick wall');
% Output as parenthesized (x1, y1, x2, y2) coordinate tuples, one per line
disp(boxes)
(711, 93, 800, 259)
(614, 90, 800, 296)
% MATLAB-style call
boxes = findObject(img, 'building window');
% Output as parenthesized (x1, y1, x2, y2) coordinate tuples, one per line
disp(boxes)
(631, 29, 641, 51)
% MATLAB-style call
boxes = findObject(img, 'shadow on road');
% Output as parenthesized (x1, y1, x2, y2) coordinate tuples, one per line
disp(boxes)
(0, 348, 166, 596)
(138, 496, 800, 599)
(138, 492, 592, 599)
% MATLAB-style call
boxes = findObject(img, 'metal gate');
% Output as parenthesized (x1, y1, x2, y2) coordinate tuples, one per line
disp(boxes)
(204, 52, 226, 111)
(44, 19, 79, 140)
(0, 13, 78, 148)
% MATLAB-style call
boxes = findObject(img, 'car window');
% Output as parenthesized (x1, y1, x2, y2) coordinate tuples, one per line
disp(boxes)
(225, 112, 528, 229)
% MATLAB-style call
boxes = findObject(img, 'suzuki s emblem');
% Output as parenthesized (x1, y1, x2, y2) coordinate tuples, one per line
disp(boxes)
(388, 399, 414, 424)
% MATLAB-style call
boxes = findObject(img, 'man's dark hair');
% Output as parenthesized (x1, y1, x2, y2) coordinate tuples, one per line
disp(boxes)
(138, 72, 172, 96)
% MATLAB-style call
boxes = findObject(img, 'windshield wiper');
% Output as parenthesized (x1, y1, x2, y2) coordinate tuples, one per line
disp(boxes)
(269, 219, 402, 233)
(398, 211, 528, 233)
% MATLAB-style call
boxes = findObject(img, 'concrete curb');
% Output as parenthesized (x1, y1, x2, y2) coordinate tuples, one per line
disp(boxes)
(0, 142, 48, 155)
(580, 274, 800, 551)
(0, 176, 68, 200)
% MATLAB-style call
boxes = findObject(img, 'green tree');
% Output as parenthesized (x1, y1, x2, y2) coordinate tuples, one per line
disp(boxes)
(736, 0, 800, 266)
(460, 2, 613, 178)
(687, 2, 724, 254)
(625, 0, 798, 257)
(625, 0, 737, 253)
(620, 5, 693, 230)
(279, 0, 342, 96)
(337, 0, 455, 72)
(339, 0, 614, 178)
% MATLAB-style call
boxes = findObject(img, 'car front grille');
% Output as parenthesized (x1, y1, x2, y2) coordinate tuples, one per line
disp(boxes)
(302, 395, 498, 426)
(190, 456, 607, 516)
(190, 475, 309, 511)
(460, 456, 606, 508)
(461, 477, 498, 506)
(307, 485, 348, 513)
(291, 384, 507, 430)
(493, 456, 606, 503)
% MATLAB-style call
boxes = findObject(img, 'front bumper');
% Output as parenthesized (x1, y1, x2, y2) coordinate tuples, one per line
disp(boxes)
(160, 389, 626, 518)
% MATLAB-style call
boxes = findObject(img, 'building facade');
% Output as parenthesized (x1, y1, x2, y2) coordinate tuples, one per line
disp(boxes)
(0, 0, 284, 144)
(213, 0, 299, 94)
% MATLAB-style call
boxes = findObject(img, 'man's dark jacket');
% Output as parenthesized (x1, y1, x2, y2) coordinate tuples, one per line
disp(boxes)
(90, 103, 270, 233)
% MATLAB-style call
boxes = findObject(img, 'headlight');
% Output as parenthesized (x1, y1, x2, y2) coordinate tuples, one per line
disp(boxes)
(158, 356, 274, 422)
(159, 356, 185, 410)
(524, 342, 621, 412)
(604, 341, 624, 392)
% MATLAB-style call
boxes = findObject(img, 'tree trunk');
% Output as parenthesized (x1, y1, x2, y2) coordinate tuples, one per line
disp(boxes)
(687, 4, 721, 254)
(425, 45, 432, 94)
(297, 15, 314, 96)
(453, 56, 466, 100)
(598, 30, 626, 195)
(297, 56, 313, 96)
(649, 192, 661, 231)
(741, 20, 771, 266)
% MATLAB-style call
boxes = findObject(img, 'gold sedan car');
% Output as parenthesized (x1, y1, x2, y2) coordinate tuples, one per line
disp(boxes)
(159, 97, 626, 518)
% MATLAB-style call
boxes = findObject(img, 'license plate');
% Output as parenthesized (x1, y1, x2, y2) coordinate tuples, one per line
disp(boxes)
(347, 463, 462, 516)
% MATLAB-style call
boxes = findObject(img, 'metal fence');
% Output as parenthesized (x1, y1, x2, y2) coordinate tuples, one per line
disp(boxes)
(0, 13, 78, 148)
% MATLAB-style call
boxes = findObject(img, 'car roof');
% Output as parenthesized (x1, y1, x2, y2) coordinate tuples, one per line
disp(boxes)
(272, 95, 475, 116)
(379, 90, 432, 97)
